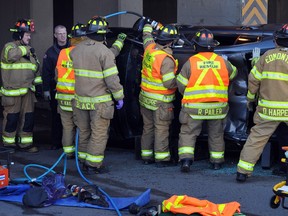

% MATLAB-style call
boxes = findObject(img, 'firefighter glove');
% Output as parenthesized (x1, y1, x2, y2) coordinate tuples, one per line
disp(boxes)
(117, 33, 127, 42)
(44, 91, 51, 101)
(247, 101, 254, 112)
(30, 47, 35, 54)
(116, 99, 124, 110)
(252, 47, 260, 58)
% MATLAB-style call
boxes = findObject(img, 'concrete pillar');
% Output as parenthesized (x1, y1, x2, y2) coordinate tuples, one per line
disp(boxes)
(118, 0, 143, 27)
(177, 0, 242, 26)
(30, 0, 53, 65)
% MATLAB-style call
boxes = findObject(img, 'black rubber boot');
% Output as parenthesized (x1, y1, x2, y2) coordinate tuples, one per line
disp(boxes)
(180, 159, 192, 173)
(236, 172, 247, 182)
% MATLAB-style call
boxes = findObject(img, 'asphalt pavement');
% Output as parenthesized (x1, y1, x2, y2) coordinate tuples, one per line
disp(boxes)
(0, 105, 287, 216)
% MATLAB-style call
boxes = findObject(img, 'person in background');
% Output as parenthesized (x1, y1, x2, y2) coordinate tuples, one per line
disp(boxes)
(236, 24, 288, 182)
(42, 25, 70, 150)
(177, 28, 237, 172)
(139, 20, 180, 168)
(69, 16, 124, 174)
(0, 19, 42, 153)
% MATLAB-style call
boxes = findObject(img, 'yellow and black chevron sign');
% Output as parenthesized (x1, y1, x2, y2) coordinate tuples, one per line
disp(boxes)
(242, 0, 268, 25)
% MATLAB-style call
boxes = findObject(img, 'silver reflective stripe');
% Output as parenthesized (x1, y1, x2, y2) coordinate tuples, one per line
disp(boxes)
(1, 87, 28, 96)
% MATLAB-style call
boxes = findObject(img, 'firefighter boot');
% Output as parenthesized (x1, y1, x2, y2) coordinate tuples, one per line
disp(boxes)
(180, 159, 192, 173)
(236, 172, 247, 182)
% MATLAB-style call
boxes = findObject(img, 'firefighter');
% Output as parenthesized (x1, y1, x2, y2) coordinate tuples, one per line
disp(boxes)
(55, 23, 126, 160)
(0, 19, 42, 153)
(177, 29, 237, 172)
(139, 21, 179, 167)
(236, 24, 288, 182)
(69, 16, 124, 174)
(55, 23, 87, 159)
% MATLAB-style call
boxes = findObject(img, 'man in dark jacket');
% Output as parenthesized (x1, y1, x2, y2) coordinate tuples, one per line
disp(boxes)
(42, 25, 70, 150)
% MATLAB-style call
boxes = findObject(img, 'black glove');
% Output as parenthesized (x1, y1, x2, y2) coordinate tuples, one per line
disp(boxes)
(30, 47, 35, 54)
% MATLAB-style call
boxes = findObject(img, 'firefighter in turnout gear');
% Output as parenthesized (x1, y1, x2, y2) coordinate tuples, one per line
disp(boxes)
(236, 24, 288, 182)
(69, 16, 124, 174)
(55, 23, 87, 159)
(177, 29, 237, 172)
(0, 19, 42, 153)
(139, 22, 179, 167)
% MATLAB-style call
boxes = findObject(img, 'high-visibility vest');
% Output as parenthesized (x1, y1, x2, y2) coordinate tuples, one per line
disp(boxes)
(56, 46, 75, 94)
(55, 46, 75, 111)
(162, 195, 241, 216)
(182, 52, 229, 104)
(141, 43, 177, 97)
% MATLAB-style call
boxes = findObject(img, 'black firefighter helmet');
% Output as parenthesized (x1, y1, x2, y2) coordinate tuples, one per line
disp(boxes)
(192, 28, 219, 49)
(274, 23, 288, 47)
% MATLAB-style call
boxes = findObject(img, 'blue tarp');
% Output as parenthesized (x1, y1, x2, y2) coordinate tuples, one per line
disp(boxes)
(0, 184, 151, 210)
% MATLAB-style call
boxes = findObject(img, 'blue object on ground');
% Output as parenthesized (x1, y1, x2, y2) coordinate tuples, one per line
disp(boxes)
(0, 184, 150, 210)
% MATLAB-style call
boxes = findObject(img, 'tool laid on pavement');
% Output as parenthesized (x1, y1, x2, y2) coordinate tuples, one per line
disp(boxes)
(270, 146, 288, 209)
(0, 147, 15, 188)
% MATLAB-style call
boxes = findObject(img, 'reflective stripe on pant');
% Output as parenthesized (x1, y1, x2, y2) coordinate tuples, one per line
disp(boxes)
(73, 103, 111, 168)
(178, 110, 225, 163)
(2, 91, 36, 148)
(140, 105, 172, 162)
(237, 112, 283, 175)
(58, 106, 76, 155)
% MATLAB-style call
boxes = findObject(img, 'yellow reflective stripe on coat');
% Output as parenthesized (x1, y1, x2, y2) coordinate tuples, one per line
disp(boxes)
(250, 66, 262, 80)
(155, 152, 170, 160)
(140, 91, 175, 103)
(4, 45, 15, 60)
(141, 77, 168, 91)
(112, 40, 124, 50)
(75, 94, 112, 103)
(141, 150, 153, 157)
(162, 71, 176, 82)
(74, 69, 104, 78)
(59, 105, 73, 112)
(247, 90, 255, 100)
(63, 146, 75, 154)
(56, 93, 74, 101)
(143, 25, 153, 33)
(19, 46, 27, 56)
(34, 76, 43, 84)
(112, 89, 124, 100)
(237, 159, 254, 171)
(184, 85, 228, 100)
(2, 136, 16, 144)
(103, 66, 118, 78)
(184, 102, 227, 109)
(1, 87, 29, 96)
(210, 151, 224, 159)
(1, 62, 37, 71)
(229, 63, 237, 80)
(189, 113, 227, 120)
(262, 71, 288, 81)
(258, 99, 288, 108)
(178, 146, 194, 155)
(177, 73, 189, 86)
(86, 153, 104, 163)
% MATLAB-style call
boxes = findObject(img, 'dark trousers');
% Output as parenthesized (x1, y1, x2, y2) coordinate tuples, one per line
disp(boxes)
(50, 90, 63, 148)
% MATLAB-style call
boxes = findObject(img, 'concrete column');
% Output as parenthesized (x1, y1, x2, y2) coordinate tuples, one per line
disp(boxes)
(177, 0, 242, 26)
(118, 0, 143, 27)
(30, 0, 53, 65)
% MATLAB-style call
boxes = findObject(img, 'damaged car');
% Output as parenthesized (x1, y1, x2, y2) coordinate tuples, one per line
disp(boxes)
(105, 19, 285, 162)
